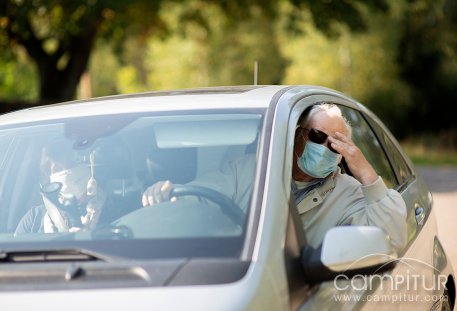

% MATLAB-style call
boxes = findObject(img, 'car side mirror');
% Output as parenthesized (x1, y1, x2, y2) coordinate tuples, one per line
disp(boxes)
(301, 226, 397, 284)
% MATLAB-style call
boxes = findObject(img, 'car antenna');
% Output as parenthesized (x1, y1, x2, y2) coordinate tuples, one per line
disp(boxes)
(254, 61, 259, 85)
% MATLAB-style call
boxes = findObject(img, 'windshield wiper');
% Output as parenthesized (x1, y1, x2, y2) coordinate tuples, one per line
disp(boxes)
(0, 248, 108, 263)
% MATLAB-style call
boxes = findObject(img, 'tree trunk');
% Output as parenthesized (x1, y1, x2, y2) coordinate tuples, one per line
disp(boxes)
(37, 17, 101, 104)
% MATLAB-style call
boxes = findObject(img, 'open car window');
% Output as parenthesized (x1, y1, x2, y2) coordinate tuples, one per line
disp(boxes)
(338, 106, 397, 188)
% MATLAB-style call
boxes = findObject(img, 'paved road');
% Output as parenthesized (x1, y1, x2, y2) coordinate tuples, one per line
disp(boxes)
(417, 166, 457, 273)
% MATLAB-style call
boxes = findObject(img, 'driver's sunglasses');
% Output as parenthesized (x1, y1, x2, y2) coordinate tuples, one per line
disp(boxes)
(303, 128, 339, 153)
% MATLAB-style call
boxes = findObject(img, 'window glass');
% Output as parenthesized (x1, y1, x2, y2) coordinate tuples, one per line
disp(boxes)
(338, 106, 397, 188)
(0, 133, 13, 170)
(371, 123, 412, 185)
(0, 112, 263, 259)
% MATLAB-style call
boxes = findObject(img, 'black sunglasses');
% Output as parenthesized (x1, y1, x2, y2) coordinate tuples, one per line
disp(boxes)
(304, 128, 339, 153)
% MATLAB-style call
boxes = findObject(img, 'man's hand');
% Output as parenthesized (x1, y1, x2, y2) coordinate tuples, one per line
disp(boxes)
(328, 132, 378, 185)
(81, 189, 107, 229)
(142, 180, 175, 207)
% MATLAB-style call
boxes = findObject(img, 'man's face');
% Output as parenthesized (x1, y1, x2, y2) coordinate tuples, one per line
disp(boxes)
(295, 110, 348, 157)
(49, 164, 90, 203)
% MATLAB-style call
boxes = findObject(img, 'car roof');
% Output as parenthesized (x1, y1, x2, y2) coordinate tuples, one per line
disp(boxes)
(0, 85, 346, 126)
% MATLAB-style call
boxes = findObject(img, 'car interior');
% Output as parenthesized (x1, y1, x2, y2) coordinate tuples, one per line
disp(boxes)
(0, 113, 262, 239)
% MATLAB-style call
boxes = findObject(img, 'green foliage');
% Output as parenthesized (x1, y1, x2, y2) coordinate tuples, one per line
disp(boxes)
(0, 0, 396, 99)
(204, 5, 287, 85)
(147, 33, 209, 90)
(402, 134, 457, 166)
(0, 46, 38, 100)
(287, 0, 389, 36)
(136, 1, 287, 90)
(0, 0, 165, 103)
(0, 0, 456, 145)
(279, 1, 412, 122)
(397, 0, 457, 135)
(88, 43, 120, 97)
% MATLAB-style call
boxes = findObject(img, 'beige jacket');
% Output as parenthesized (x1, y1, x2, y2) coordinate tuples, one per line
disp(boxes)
(296, 170, 407, 252)
(191, 155, 407, 252)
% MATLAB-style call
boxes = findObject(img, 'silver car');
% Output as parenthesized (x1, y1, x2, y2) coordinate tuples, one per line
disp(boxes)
(0, 85, 454, 310)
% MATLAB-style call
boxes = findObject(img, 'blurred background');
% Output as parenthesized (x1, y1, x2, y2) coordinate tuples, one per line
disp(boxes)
(1, 0, 456, 164)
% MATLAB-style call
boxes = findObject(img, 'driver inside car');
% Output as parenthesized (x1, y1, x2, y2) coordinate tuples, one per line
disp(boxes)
(15, 140, 110, 234)
(142, 103, 407, 253)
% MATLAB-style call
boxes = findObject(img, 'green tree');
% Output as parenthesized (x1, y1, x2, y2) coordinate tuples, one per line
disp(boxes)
(0, 0, 163, 105)
(0, 0, 390, 108)
(162, 0, 390, 86)
(167, 1, 287, 86)
(397, 0, 457, 137)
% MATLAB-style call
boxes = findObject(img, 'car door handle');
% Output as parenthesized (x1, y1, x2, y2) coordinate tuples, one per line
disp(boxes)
(415, 205, 425, 226)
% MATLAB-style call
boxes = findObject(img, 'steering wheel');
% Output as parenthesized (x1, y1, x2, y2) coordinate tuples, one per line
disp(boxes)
(170, 185, 244, 224)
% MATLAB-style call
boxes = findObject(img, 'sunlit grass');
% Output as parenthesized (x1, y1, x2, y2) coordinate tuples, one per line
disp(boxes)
(401, 141, 457, 166)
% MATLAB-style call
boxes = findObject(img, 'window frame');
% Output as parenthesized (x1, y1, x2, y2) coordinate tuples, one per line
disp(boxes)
(282, 94, 405, 305)
(336, 105, 398, 188)
(361, 112, 415, 192)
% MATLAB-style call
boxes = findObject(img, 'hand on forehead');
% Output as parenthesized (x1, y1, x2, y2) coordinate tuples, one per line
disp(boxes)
(306, 109, 348, 137)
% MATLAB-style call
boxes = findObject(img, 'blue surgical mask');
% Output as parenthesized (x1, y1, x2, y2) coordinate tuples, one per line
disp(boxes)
(297, 141, 342, 178)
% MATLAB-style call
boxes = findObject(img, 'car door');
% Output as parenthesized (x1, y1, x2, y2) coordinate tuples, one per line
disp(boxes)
(329, 103, 443, 310)
(357, 111, 448, 310)
(282, 94, 400, 310)
(282, 92, 441, 310)
(364, 113, 431, 248)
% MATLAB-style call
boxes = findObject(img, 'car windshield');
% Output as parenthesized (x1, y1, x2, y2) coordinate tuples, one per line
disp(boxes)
(0, 110, 263, 260)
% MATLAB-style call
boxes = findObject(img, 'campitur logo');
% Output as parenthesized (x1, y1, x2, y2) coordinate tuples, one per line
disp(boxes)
(332, 254, 449, 306)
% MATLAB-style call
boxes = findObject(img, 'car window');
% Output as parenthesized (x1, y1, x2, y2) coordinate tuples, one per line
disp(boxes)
(0, 112, 263, 259)
(338, 106, 397, 188)
(370, 121, 413, 186)
(0, 134, 12, 168)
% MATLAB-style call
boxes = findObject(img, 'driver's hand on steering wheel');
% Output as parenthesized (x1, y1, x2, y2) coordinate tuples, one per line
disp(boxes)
(142, 180, 177, 207)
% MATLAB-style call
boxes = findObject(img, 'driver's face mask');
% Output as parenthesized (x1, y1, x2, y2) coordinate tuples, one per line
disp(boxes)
(297, 141, 342, 178)
(50, 166, 90, 201)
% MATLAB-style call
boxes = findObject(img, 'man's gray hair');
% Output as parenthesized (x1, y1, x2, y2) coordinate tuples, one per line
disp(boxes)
(298, 103, 352, 138)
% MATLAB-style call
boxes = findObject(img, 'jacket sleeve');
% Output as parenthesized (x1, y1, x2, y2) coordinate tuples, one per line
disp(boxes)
(189, 154, 256, 213)
(339, 176, 407, 253)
